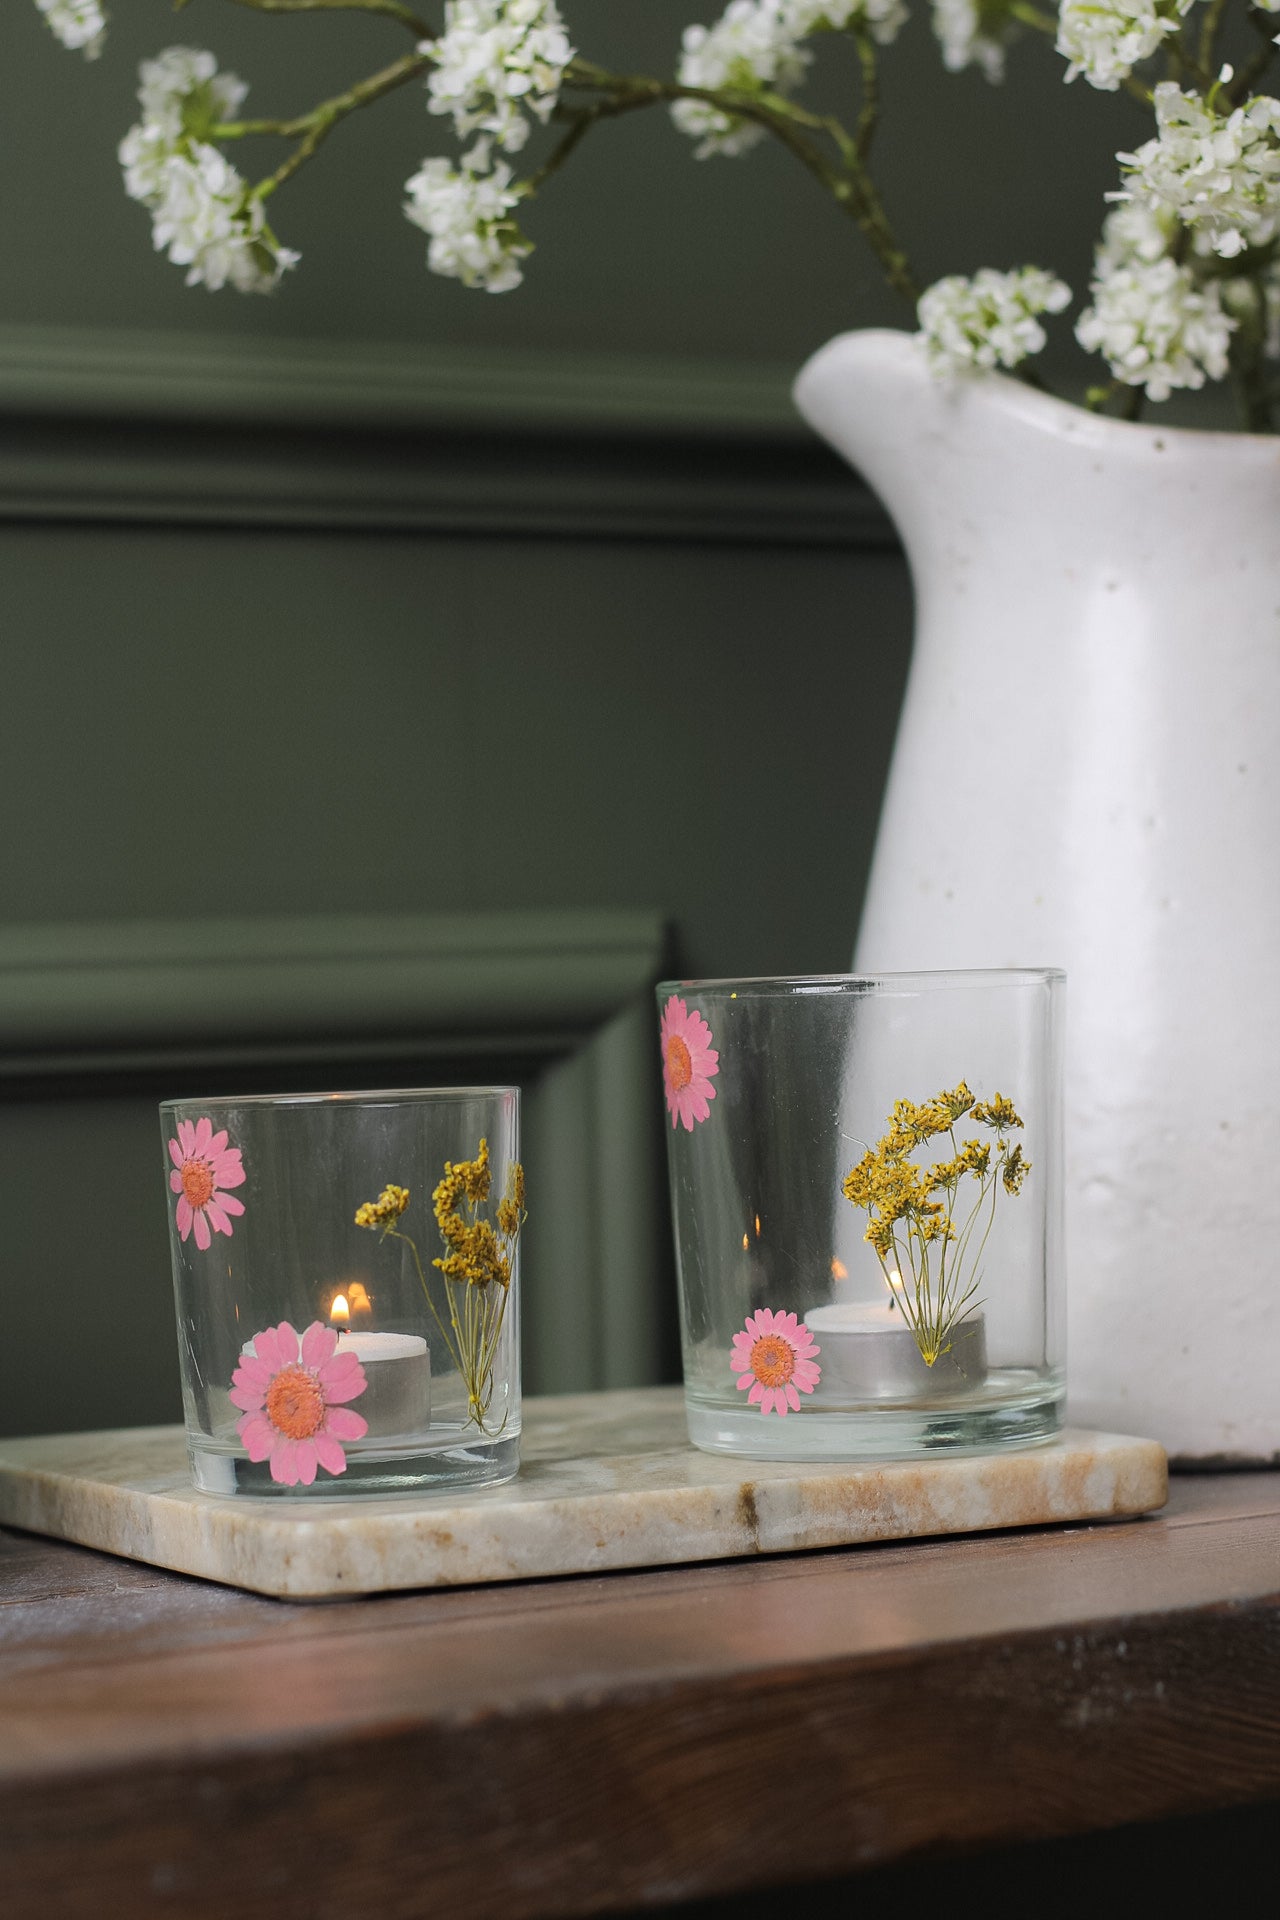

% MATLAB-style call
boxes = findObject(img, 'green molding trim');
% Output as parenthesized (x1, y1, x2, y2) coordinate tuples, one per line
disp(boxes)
(0, 323, 806, 439)
(0, 324, 894, 548)
(0, 909, 667, 1074)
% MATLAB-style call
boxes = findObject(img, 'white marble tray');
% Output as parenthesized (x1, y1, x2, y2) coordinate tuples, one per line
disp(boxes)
(0, 1387, 1167, 1600)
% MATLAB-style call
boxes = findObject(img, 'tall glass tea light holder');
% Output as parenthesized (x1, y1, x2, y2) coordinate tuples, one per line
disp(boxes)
(658, 971, 1064, 1461)
(161, 1086, 523, 1496)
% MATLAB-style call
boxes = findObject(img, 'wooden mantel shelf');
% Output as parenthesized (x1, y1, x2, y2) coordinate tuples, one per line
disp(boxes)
(3, 1472, 1279, 1919)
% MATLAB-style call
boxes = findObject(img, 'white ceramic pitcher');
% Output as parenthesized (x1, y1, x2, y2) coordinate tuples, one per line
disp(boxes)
(794, 327, 1280, 1461)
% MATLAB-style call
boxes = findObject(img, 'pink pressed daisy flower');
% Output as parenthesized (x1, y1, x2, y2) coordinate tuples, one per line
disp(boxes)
(660, 994, 719, 1131)
(730, 1308, 821, 1416)
(230, 1320, 369, 1486)
(168, 1116, 246, 1251)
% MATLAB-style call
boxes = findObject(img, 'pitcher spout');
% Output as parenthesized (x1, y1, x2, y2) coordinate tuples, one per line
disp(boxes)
(794, 330, 930, 460)
(792, 323, 1280, 570)
(792, 326, 1095, 548)
(792, 329, 951, 537)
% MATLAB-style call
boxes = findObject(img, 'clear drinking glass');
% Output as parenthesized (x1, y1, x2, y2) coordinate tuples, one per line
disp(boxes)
(161, 1086, 522, 1496)
(657, 971, 1064, 1460)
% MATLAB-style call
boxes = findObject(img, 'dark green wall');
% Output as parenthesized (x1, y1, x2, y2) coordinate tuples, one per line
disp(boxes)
(1, 519, 907, 973)
(3, 0, 1142, 1438)
(0, 497, 910, 1437)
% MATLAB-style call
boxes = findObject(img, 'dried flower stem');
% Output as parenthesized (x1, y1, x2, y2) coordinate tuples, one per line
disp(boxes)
(380, 1220, 495, 1419)
(842, 1084, 1030, 1367)
(426, 1141, 524, 1430)
(356, 1149, 525, 1435)
(885, 1131, 993, 1364)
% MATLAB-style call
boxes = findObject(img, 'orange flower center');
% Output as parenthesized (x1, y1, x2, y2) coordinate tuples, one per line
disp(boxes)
(666, 1034, 693, 1092)
(180, 1158, 216, 1210)
(750, 1334, 796, 1389)
(265, 1365, 326, 1440)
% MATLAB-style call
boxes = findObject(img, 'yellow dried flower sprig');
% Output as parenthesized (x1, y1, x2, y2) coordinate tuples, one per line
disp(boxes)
(354, 1184, 410, 1230)
(972, 1093, 1022, 1132)
(1001, 1141, 1029, 1195)
(430, 1140, 523, 1292)
(355, 1138, 526, 1433)
(841, 1081, 1030, 1368)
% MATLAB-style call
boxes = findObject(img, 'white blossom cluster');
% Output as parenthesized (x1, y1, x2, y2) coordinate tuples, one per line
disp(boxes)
(1116, 81, 1280, 259)
(1093, 197, 1177, 269)
(1057, 0, 1190, 92)
(425, 0, 573, 154)
(153, 146, 299, 294)
(131, 46, 248, 141)
(404, 143, 532, 290)
(118, 49, 298, 294)
(790, 0, 909, 45)
(671, 0, 906, 159)
(1076, 265, 1233, 400)
(929, 0, 1012, 83)
(917, 265, 1072, 372)
(1074, 204, 1235, 399)
(35, 0, 106, 60)
(672, 2, 811, 158)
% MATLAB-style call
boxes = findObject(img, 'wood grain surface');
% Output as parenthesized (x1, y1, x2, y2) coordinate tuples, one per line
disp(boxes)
(2, 1473, 1279, 1920)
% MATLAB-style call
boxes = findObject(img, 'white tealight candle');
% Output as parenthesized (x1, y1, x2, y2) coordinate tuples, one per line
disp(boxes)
(804, 1301, 988, 1402)
(242, 1314, 431, 1440)
(328, 1308, 431, 1438)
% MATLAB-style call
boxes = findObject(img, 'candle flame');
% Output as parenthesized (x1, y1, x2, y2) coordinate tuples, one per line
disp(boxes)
(830, 1257, 849, 1281)
(742, 1233, 750, 1251)
(754, 1214, 761, 1238)
(327, 1282, 372, 1329)
(887, 1268, 905, 1293)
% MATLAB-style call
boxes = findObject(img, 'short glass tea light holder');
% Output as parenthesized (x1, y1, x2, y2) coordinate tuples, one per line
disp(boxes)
(161, 1087, 523, 1496)
(658, 971, 1065, 1461)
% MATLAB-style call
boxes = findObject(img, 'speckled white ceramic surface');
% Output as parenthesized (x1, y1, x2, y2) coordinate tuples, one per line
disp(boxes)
(0, 1388, 1167, 1600)
(794, 329, 1280, 1461)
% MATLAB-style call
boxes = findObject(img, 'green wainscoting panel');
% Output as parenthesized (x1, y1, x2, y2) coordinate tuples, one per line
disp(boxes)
(0, 517, 910, 978)
(0, 909, 671, 1437)
(524, 998, 673, 1394)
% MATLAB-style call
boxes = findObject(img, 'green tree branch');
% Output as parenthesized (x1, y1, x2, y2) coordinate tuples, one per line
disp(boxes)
(214, 46, 432, 195)
(220, 0, 434, 37)
(563, 58, 919, 304)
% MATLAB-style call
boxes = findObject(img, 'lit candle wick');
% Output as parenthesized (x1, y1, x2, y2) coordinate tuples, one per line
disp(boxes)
(330, 1291, 351, 1333)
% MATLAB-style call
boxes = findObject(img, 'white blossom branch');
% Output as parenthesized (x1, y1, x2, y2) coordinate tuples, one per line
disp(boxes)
(215, 0, 433, 35)
(562, 58, 918, 304)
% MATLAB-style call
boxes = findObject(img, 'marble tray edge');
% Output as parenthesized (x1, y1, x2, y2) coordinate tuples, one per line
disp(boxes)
(0, 1420, 1169, 1601)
